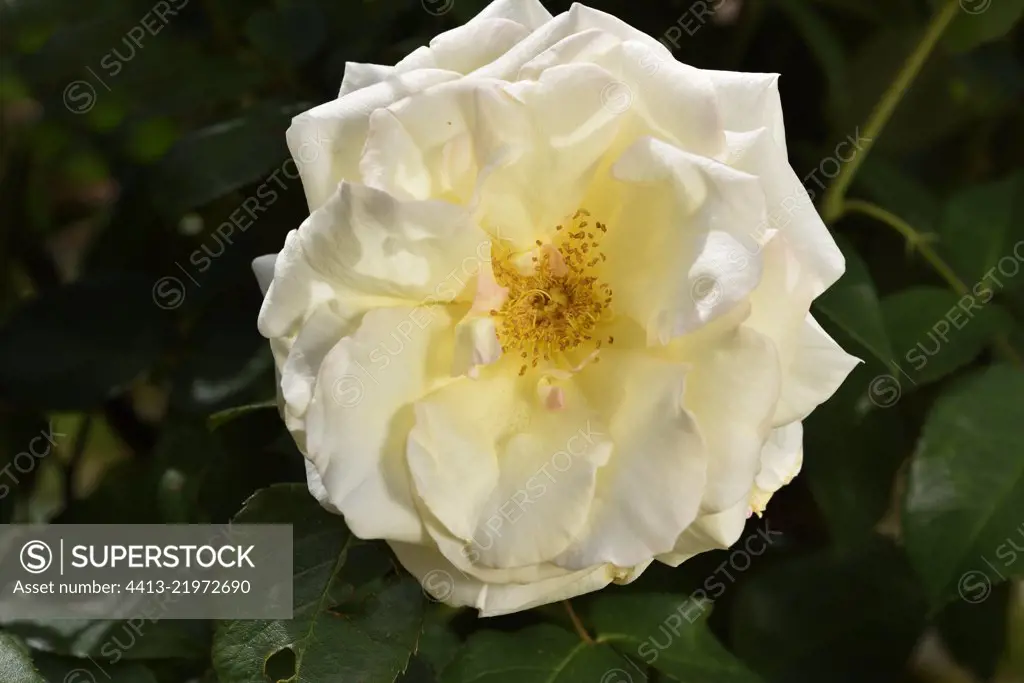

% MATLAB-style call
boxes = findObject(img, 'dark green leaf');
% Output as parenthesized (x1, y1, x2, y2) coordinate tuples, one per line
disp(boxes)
(882, 286, 1012, 386)
(0, 632, 46, 683)
(903, 365, 1024, 605)
(397, 605, 462, 683)
(857, 159, 941, 234)
(731, 538, 927, 683)
(937, 172, 1024, 291)
(171, 286, 274, 416)
(31, 653, 158, 683)
(937, 581, 1012, 680)
(814, 237, 893, 366)
(212, 484, 425, 683)
(803, 364, 908, 547)
(207, 400, 277, 431)
(440, 624, 632, 683)
(150, 103, 306, 220)
(1, 620, 211, 663)
(938, 0, 1024, 52)
(588, 593, 761, 683)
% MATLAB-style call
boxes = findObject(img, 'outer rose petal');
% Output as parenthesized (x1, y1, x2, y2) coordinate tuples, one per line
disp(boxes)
(256, 182, 493, 431)
(659, 422, 802, 566)
(304, 305, 457, 544)
(657, 499, 749, 567)
(474, 3, 674, 81)
(705, 70, 786, 152)
(287, 69, 460, 211)
(750, 421, 804, 514)
(724, 126, 845, 295)
(257, 181, 490, 339)
(298, 0, 552, 210)
(389, 541, 644, 617)
(672, 325, 782, 513)
(773, 315, 860, 425)
(252, 253, 276, 295)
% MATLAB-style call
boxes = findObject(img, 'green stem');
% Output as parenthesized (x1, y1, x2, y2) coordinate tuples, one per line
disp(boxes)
(821, 0, 959, 223)
(842, 200, 1023, 366)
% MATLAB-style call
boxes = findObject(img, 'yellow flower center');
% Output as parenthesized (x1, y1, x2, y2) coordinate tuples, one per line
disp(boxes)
(490, 209, 614, 376)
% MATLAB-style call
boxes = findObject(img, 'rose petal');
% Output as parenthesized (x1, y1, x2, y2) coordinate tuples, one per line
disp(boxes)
(554, 349, 707, 569)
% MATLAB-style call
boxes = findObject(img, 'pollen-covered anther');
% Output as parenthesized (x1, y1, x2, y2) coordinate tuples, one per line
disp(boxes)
(490, 210, 612, 375)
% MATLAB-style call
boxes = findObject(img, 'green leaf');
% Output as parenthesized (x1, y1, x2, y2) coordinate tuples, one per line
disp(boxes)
(803, 364, 909, 547)
(588, 594, 761, 683)
(857, 159, 941, 234)
(882, 286, 1012, 386)
(938, 0, 1024, 52)
(731, 538, 927, 683)
(212, 484, 425, 683)
(207, 400, 278, 431)
(0, 632, 46, 683)
(814, 237, 893, 366)
(440, 624, 632, 683)
(397, 605, 461, 683)
(0, 275, 170, 410)
(937, 581, 1012, 681)
(150, 103, 307, 220)
(903, 365, 1024, 605)
(172, 288, 275, 417)
(937, 172, 1024, 291)
(0, 620, 211, 663)
(31, 654, 159, 683)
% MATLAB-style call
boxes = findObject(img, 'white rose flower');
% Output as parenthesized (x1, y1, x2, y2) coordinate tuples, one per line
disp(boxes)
(253, 0, 859, 616)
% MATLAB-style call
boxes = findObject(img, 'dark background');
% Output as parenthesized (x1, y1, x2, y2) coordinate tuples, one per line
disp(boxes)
(0, 0, 1022, 681)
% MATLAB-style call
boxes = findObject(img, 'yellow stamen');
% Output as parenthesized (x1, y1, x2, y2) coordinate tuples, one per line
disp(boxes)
(490, 209, 612, 374)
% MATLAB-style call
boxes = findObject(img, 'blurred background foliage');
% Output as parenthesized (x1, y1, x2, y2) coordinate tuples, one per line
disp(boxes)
(0, 0, 1023, 681)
